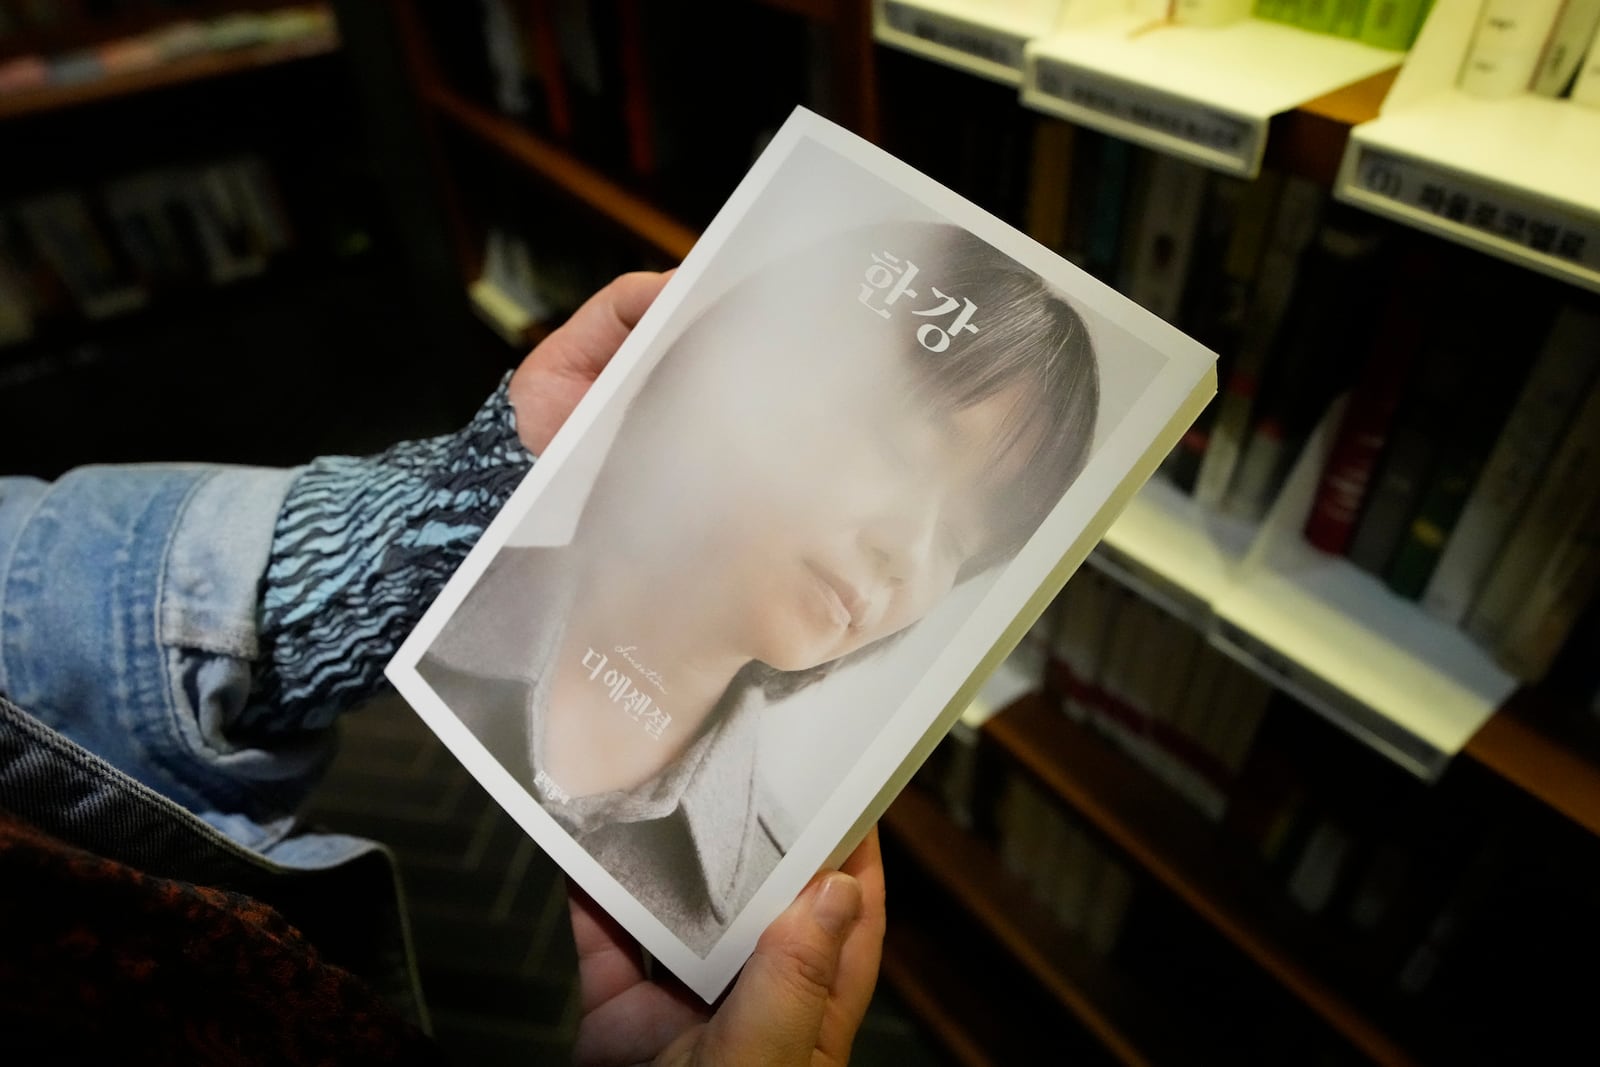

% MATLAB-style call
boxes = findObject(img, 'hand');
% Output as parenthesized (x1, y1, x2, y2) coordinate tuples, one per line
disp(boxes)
(509, 271, 674, 455)
(570, 827, 887, 1067)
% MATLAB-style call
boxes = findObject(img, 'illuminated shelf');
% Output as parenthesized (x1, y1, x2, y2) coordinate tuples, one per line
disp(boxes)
(871, 0, 1066, 86)
(1022, 14, 1401, 177)
(1335, 0, 1600, 294)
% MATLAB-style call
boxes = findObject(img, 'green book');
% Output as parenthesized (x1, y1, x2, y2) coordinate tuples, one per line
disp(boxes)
(1359, 0, 1424, 50)
(1300, 0, 1339, 33)
(1277, 0, 1307, 23)
(1332, 0, 1369, 38)
(1254, 0, 1286, 20)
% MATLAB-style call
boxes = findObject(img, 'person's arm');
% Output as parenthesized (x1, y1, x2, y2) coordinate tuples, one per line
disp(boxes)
(240, 271, 672, 735)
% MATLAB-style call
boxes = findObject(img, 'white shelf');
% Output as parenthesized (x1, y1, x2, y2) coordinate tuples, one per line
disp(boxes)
(1335, 0, 1600, 292)
(872, 0, 1067, 85)
(1095, 474, 1252, 628)
(1022, 14, 1401, 176)
(1092, 407, 1516, 781)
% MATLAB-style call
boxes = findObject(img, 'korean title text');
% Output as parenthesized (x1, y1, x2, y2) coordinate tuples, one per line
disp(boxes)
(581, 647, 673, 740)
(859, 251, 980, 351)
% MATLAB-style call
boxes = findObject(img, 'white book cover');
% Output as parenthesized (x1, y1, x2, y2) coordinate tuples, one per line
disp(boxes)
(385, 107, 1215, 1000)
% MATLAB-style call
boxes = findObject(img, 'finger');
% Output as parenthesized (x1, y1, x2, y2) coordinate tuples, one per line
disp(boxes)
(818, 828, 886, 1065)
(573, 977, 708, 1067)
(698, 870, 863, 1066)
(569, 888, 647, 1013)
(550, 270, 673, 379)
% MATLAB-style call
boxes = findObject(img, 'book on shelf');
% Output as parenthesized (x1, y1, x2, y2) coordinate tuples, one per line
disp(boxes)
(1458, 0, 1566, 98)
(383, 107, 1217, 1000)
(1530, 0, 1600, 97)
(1465, 376, 1600, 664)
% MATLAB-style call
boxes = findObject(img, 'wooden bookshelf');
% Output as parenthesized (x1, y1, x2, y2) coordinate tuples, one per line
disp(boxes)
(884, 785, 1197, 1067)
(880, 922, 1039, 1067)
(0, 26, 339, 122)
(425, 84, 699, 264)
(1465, 691, 1600, 840)
(984, 694, 1419, 1067)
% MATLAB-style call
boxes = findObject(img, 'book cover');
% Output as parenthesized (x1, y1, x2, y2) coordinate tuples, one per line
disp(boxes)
(384, 108, 1216, 1001)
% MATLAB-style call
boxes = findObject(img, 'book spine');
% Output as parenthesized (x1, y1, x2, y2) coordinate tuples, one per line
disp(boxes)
(1122, 155, 1208, 324)
(1570, 13, 1600, 106)
(1423, 305, 1600, 624)
(1084, 137, 1135, 284)
(1359, 0, 1425, 50)
(1192, 176, 1323, 509)
(1023, 118, 1076, 253)
(1299, 0, 1339, 34)
(1458, 0, 1566, 98)
(1495, 490, 1600, 680)
(1174, 0, 1254, 26)
(1302, 277, 1431, 555)
(1382, 448, 1486, 599)
(1466, 381, 1600, 649)
(1345, 428, 1437, 576)
(1531, 0, 1600, 96)
(1332, 0, 1370, 38)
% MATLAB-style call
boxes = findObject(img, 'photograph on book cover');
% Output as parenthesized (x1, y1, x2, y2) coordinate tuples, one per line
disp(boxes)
(386, 108, 1214, 1001)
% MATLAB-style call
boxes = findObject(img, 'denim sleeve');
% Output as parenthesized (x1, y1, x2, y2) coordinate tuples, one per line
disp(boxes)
(239, 374, 532, 734)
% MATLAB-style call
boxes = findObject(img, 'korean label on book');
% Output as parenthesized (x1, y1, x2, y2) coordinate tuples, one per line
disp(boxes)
(879, 1, 1028, 73)
(1352, 148, 1600, 276)
(1030, 56, 1259, 175)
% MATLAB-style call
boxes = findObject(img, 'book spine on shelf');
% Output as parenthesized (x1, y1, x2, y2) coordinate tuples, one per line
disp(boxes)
(1531, 0, 1600, 96)
(1023, 117, 1076, 254)
(1466, 380, 1600, 650)
(1192, 176, 1324, 509)
(1570, 12, 1600, 105)
(1458, 0, 1566, 98)
(1332, 0, 1370, 38)
(1494, 489, 1600, 680)
(1121, 154, 1208, 324)
(1084, 137, 1136, 284)
(1174, 0, 1254, 26)
(1359, 0, 1426, 50)
(1422, 305, 1600, 624)
(1302, 249, 1437, 556)
(1298, 0, 1339, 34)
(1286, 817, 1356, 914)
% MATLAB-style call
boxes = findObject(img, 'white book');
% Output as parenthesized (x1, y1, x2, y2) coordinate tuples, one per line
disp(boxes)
(1531, 0, 1600, 96)
(1458, 0, 1566, 98)
(1571, 12, 1600, 105)
(1467, 380, 1600, 650)
(384, 108, 1216, 1001)
(1423, 305, 1600, 626)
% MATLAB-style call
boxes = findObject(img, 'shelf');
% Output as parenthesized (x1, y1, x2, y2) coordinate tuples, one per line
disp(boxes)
(880, 922, 1040, 1067)
(884, 785, 1192, 1067)
(0, 22, 339, 121)
(1022, 15, 1402, 178)
(984, 694, 1419, 1067)
(1464, 689, 1600, 840)
(1334, 0, 1600, 294)
(872, 0, 1067, 86)
(426, 85, 699, 264)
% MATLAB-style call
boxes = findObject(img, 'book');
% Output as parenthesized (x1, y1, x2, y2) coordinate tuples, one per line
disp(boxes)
(1530, 0, 1600, 97)
(1301, 243, 1439, 556)
(383, 108, 1216, 1001)
(1458, 0, 1566, 98)
(1359, 0, 1427, 50)
(1422, 304, 1600, 624)
(1466, 381, 1600, 651)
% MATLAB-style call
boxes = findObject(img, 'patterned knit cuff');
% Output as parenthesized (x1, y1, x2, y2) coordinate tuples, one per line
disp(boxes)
(241, 374, 532, 733)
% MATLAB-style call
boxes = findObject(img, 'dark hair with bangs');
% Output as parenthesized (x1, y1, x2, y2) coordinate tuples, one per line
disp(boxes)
(587, 220, 1099, 701)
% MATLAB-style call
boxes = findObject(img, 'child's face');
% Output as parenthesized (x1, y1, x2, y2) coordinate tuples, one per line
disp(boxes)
(609, 329, 1033, 673)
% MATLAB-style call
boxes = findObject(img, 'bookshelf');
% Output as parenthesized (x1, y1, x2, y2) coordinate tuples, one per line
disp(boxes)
(380, 2, 1600, 1063)
(0, 20, 338, 121)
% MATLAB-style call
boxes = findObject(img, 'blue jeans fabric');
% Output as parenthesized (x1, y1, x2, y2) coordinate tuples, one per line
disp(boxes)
(0, 465, 426, 1023)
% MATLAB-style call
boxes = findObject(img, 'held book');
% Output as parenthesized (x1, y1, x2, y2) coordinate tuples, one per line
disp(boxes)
(384, 107, 1216, 1001)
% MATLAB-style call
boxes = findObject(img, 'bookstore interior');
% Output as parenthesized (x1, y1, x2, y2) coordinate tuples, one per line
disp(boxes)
(5, 0, 1600, 1063)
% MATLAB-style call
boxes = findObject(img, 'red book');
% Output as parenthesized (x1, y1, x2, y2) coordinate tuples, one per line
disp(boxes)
(1303, 247, 1441, 555)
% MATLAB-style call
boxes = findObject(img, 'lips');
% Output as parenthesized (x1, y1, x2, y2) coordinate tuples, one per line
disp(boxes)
(807, 560, 869, 631)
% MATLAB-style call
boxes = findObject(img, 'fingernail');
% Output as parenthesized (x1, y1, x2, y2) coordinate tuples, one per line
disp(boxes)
(811, 873, 861, 938)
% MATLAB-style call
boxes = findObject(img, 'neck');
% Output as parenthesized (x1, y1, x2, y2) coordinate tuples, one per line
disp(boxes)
(540, 550, 748, 797)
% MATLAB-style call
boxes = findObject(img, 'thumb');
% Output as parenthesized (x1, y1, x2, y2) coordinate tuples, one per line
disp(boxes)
(685, 872, 863, 1066)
